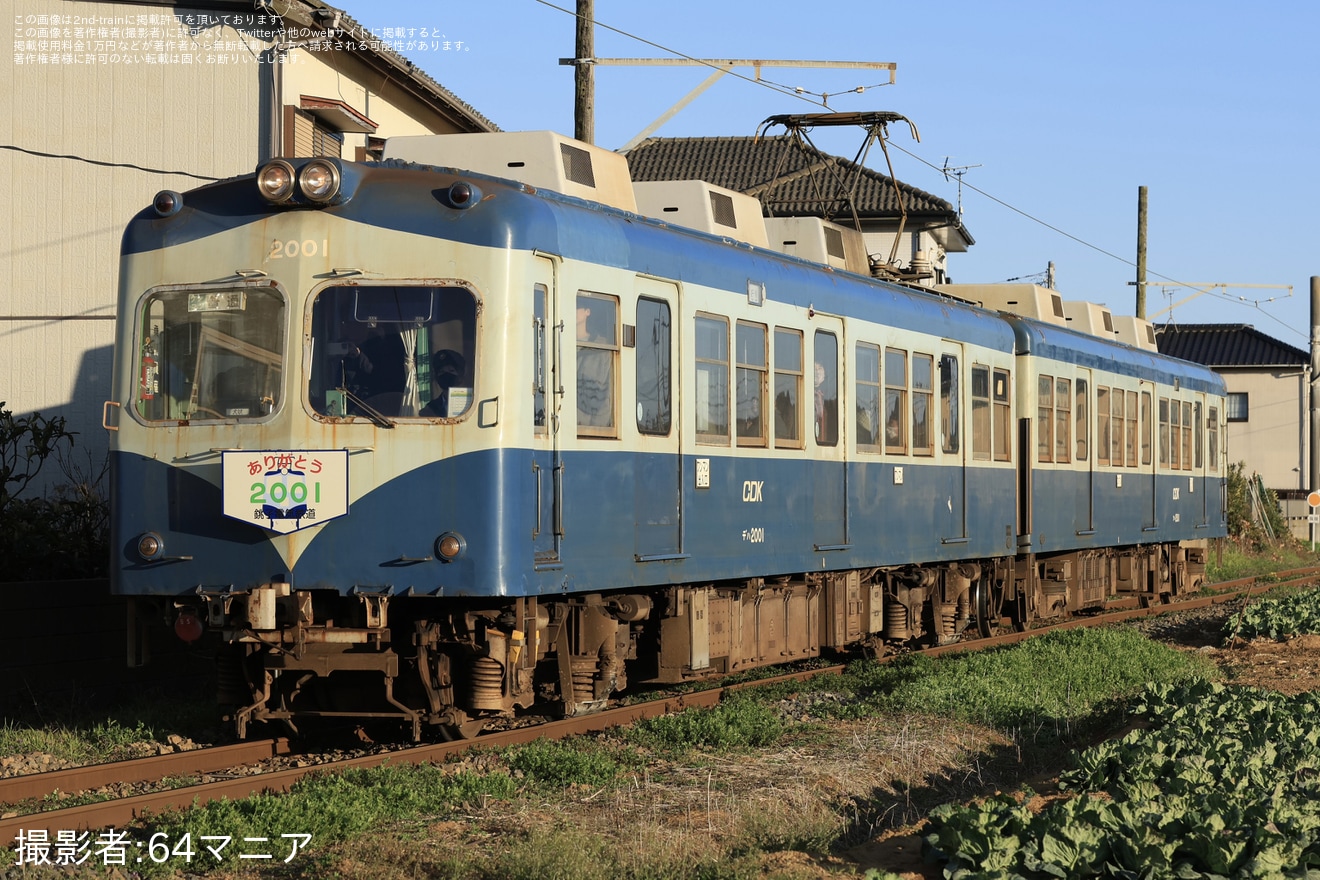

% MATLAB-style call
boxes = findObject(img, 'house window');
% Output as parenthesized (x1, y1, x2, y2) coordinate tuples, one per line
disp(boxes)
(1227, 392, 1249, 422)
(289, 108, 344, 159)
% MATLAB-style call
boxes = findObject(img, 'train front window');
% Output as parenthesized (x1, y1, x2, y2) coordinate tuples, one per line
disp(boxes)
(134, 286, 285, 423)
(308, 285, 477, 420)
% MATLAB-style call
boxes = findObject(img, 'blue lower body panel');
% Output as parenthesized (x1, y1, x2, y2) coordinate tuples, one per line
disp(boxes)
(111, 447, 1020, 600)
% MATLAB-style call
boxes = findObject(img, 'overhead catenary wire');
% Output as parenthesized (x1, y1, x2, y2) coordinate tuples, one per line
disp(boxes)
(534, 0, 1299, 338)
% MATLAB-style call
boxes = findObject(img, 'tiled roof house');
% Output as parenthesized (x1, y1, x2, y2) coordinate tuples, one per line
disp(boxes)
(1158, 324, 1310, 496)
(625, 135, 972, 284)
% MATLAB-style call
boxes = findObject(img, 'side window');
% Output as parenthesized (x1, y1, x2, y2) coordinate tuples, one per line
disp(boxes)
(1159, 397, 1171, 467)
(1194, 401, 1203, 469)
(735, 321, 767, 446)
(940, 355, 959, 455)
(971, 365, 990, 461)
(695, 314, 729, 444)
(885, 348, 907, 454)
(856, 343, 882, 453)
(1097, 386, 1111, 466)
(1208, 405, 1220, 471)
(1075, 377, 1089, 462)
(1037, 374, 1054, 463)
(533, 285, 547, 434)
(1054, 377, 1071, 463)
(993, 369, 1011, 462)
(813, 331, 838, 447)
(1181, 401, 1193, 471)
(636, 297, 671, 436)
(912, 353, 934, 456)
(1110, 389, 1125, 466)
(773, 327, 803, 448)
(1141, 391, 1153, 465)
(576, 292, 618, 437)
(1172, 398, 1182, 467)
(1125, 391, 1138, 468)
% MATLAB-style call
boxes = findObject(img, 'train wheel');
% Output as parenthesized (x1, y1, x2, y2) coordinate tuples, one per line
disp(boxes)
(1009, 592, 1029, 633)
(434, 708, 486, 741)
(972, 577, 994, 638)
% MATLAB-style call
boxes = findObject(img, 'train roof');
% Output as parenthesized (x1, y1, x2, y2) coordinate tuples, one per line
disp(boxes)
(1004, 313, 1226, 395)
(122, 157, 1019, 355)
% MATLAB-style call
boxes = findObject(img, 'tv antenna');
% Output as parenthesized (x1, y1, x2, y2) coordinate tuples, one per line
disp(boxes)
(941, 158, 981, 219)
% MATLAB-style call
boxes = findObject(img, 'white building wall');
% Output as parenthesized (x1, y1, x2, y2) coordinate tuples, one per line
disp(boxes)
(4, 3, 485, 497)
(1223, 369, 1308, 492)
(3, 1, 271, 494)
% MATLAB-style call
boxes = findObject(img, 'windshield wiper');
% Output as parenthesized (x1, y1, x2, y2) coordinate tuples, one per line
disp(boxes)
(336, 386, 396, 428)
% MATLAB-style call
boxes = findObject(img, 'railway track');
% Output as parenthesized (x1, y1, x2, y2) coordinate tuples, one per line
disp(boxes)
(5, 566, 1318, 843)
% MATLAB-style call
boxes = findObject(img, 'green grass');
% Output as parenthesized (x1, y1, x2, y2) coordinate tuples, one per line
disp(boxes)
(0, 717, 157, 764)
(1207, 539, 1320, 583)
(737, 627, 1217, 747)
(0, 625, 1229, 877)
(622, 691, 788, 754)
(0, 691, 217, 763)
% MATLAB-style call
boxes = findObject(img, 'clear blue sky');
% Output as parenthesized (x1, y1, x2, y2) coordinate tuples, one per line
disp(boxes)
(344, 0, 1320, 347)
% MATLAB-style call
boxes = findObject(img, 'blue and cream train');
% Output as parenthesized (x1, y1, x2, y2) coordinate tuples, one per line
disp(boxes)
(108, 131, 1227, 738)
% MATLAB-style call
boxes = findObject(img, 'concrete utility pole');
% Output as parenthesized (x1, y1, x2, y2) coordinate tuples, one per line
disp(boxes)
(1311, 276, 1320, 494)
(573, 0, 594, 144)
(1136, 186, 1148, 318)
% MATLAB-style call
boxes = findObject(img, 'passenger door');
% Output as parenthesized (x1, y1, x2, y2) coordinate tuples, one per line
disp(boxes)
(939, 346, 967, 543)
(1074, 371, 1094, 535)
(811, 320, 848, 550)
(633, 278, 682, 560)
(531, 257, 562, 566)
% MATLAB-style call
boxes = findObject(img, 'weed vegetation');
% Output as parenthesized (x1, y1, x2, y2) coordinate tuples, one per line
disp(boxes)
(48, 624, 1216, 880)
(0, 694, 216, 765)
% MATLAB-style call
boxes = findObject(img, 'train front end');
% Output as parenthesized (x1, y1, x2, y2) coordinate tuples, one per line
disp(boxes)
(109, 158, 523, 739)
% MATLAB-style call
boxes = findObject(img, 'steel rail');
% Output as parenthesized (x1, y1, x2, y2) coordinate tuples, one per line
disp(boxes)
(0, 739, 289, 806)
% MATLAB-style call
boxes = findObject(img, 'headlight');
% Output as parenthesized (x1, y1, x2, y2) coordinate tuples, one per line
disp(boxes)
(299, 160, 341, 202)
(137, 532, 165, 561)
(152, 190, 183, 217)
(435, 532, 466, 562)
(256, 161, 296, 203)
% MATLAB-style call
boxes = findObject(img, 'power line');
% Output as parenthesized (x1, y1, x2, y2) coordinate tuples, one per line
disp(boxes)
(0, 144, 221, 182)
(533, 0, 882, 107)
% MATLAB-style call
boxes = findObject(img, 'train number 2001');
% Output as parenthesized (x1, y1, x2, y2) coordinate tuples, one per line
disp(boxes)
(250, 481, 322, 505)
(268, 238, 329, 260)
